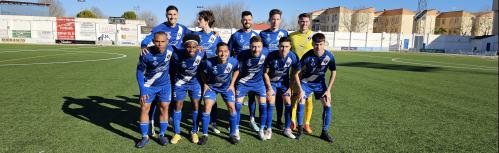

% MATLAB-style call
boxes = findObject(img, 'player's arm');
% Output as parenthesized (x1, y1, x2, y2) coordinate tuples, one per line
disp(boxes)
(136, 56, 148, 104)
(263, 67, 274, 96)
(323, 57, 337, 101)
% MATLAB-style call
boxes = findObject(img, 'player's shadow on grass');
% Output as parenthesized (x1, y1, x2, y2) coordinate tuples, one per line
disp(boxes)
(61, 96, 140, 143)
(61, 95, 260, 144)
(337, 62, 441, 72)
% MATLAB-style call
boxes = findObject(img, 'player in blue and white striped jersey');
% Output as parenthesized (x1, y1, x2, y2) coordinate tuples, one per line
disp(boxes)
(170, 34, 205, 144)
(295, 33, 336, 143)
(228, 11, 260, 132)
(263, 37, 301, 140)
(232, 36, 270, 141)
(198, 42, 239, 145)
(259, 9, 289, 130)
(135, 32, 175, 148)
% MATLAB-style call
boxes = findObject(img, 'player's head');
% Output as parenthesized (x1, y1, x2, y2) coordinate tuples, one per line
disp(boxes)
(298, 13, 311, 31)
(153, 32, 169, 52)
(183, 34, 200, 56)
(241, 11, 253, 30)
(278, 37, 291, 54)
(312, 33, 326, 53)
(197, 10, 215, 28)
(216, 42, 230, 62)
(166, 5, 179, 25)
(268, 9, 282, 30)
(250, 36, 263, 56)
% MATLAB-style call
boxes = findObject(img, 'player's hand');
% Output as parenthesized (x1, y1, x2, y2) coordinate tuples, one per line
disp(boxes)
(297, 89, 305, 101)
(227, 85, 235, 96)
(214, 31, 220, 36)
(203, 84, 210, 95)
(284, 88, 291, 97)
(140, 47, 150, 56)
(140, 94, 149, 105)
(267, 87, 275, 97)
(321, 90, 331, 103)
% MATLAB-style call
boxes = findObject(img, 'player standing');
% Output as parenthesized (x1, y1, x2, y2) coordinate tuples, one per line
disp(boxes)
(295, 33, 336, 143)
(198, 42, 239, 145)
(139, 5, 192, 137)
(227, 11, 261, 132)
(263, 37, 300, 140)
(135, 32, 175, 148)
(232, 36, 270, 141)
(170, 34, 205, 144)
(259, 9, 289, 130)
(193, 10, 224, 134)
(289, 13, 315, 134)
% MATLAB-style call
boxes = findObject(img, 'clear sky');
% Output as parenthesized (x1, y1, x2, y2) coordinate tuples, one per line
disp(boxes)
(31, 0, 495, 26)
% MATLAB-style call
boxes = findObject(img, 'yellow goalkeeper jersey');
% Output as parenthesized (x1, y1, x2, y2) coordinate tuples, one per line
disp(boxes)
(289, 30, 314, 58)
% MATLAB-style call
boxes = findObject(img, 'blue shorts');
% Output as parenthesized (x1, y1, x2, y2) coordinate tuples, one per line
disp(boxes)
(301, 82, 327, 100)
(271, 82, 291, 97)
(173, 83, 202, 101)
(144, 85, 171, 103)
(203, 88, 235, 103)
(236, 82, 266, 98)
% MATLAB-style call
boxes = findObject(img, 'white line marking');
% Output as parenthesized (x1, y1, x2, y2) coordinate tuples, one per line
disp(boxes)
(0, 48, 127, 67)
(391, 58, 498, 71)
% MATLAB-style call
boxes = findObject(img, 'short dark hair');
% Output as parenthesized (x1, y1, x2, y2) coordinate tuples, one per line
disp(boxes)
(298, 13, 311, 20)
(182, 34, 200, 47)
(242, 11, 252, 18)
(250, 36, 262, 44)
(269, 9, 282, 18)
(278, 37, 291, 44)
(312, 33, 326, 43)
(154, 31, 168, 38)
(216, 42, 228, 51)
(166, 5, 178, 12)
(198, 10, 215, 27)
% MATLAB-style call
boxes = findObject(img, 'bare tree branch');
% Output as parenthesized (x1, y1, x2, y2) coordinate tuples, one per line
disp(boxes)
(38, 0, 65, 17)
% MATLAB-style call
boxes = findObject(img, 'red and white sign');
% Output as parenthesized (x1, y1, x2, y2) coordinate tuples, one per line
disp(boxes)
(57, 17, 75, 40)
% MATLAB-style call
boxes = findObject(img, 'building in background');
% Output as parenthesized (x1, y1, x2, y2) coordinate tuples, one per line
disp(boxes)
(311, 7, 374, 33)
(0, 1, 49, 16)
(413, 9, 438, 35)
(472, 11, 494, 36)
(493, 0, 498, 35)
(435, 11, 474, 36)
(373, 8, 415, 34)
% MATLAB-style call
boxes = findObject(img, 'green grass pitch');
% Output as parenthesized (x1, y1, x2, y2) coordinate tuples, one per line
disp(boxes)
(0, 44, 497, 152)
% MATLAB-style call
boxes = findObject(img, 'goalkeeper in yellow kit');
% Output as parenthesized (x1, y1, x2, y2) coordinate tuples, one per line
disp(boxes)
(289, 13, 315, 134)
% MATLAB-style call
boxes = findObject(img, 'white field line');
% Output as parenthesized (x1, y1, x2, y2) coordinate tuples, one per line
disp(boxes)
(0, 48, 127, 67)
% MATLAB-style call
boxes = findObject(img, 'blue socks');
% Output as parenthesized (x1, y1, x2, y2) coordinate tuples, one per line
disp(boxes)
(266, 104, 274, 129)
(159, 121, 168, 136)
(322, 106, 332, 132)
(140, 122, 149, 137)
(297, 103, 305, 126)
(173, 111, 182, 134)
(259, 103, 268, 129)
(229, 113, 238, 135)
(202, 113, 210, 135)
(235, 102, 242, 130)
(192, 110, 199, 133)
(285, 104, 292, 129)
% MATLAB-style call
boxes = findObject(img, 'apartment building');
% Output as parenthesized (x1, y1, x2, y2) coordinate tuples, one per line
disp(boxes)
(373, 8, 415, 34)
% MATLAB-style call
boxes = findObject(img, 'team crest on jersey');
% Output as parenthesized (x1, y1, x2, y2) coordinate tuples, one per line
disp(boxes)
(153, 56, 157, 61)
(240, 35, 245, 43)
(165, 51, 172, 61)
(181, 62, 187, 68)
(247, 59, 252, 67)
(266, 34, 271, 41)
(209, 35, 216, 43)
(321, 56, 330, 66)
(152, 61, 158, 66)
(194, 56, 202, 66)
(224, 63, 233, 73)
(284, 57, 292, 68)
(310, 58, 316, 67)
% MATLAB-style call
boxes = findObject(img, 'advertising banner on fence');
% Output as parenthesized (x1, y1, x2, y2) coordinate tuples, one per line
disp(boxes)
(77, 22, 96, 40)
(57, 17, 75, 40)
(12, 30, 31, 38)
